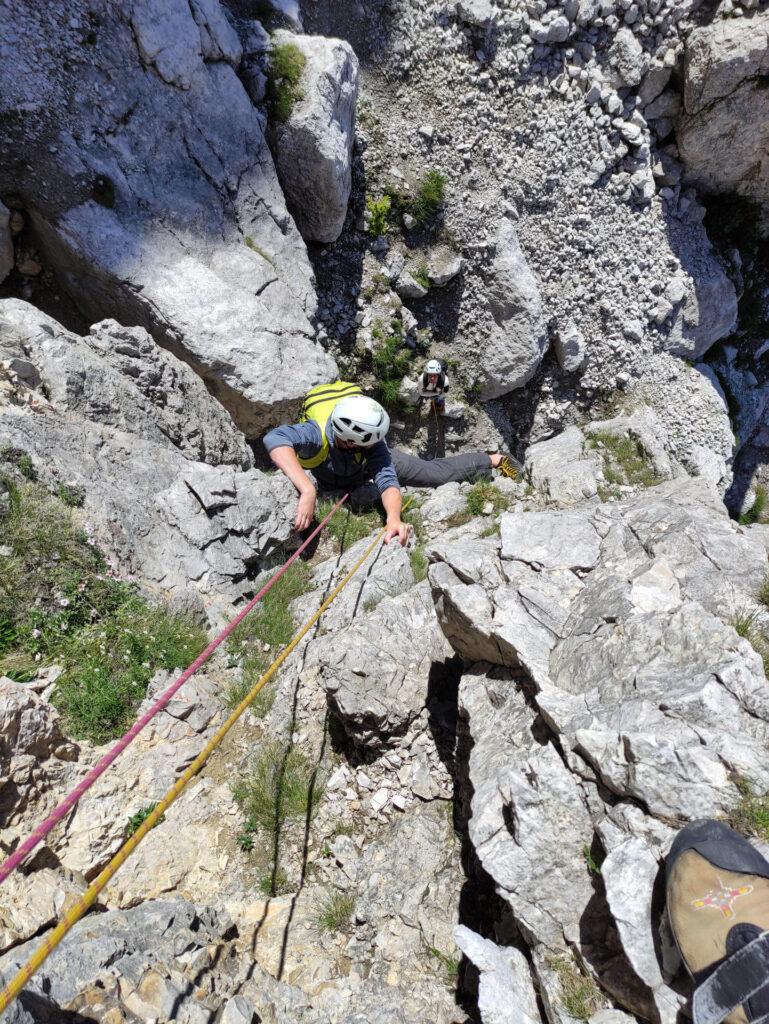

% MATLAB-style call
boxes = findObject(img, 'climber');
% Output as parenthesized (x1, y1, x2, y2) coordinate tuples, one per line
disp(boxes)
(263, 382, 519, 543)
(419, 358, 449, 414)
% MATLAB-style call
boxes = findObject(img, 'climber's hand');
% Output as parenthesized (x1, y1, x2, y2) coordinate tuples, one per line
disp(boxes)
(295, 487, 317, 532)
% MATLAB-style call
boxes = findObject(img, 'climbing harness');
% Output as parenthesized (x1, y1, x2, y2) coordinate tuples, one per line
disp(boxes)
(0, 494, 350, 888)
(298, 381, 363, 469)
(0, 502, 411, 1016)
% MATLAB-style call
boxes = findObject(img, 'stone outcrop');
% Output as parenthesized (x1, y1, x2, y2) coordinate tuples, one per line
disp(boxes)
(477, 220, 549, 401)
(429, 476, 769, 1022)
(0, 299, 296, 609)
(270, 32, 359, 243)
(0, 0, 337, 436)
(678, 12, 769, 226)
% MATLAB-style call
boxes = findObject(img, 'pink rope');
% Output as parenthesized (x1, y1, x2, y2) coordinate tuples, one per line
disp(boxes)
(0, 493, 348, 885)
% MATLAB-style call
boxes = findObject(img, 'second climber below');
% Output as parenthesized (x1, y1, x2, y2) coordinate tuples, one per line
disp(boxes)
(263, 382, 518, 546)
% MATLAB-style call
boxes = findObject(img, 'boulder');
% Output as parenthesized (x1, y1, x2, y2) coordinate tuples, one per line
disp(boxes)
(606, 27, 648, 88)
(0, 0, 337, 438)
(454, 926, 540, 1024)
(477, 220, 549, 401)
(0, 300, 251, 468)
(314, 582, 453, 750)
(678, 12, 769, 227)
(553, 322, 586, 373)
(270, 32, 359, 244)
(525, 426, 602, 507)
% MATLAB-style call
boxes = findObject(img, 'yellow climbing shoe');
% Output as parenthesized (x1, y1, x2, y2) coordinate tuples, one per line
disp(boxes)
(497, 455, 519, 480)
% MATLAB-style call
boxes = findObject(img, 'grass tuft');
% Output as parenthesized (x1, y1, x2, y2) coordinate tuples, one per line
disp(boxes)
(316, 889, 355, 933)
(549, 955, 603, 1021)
(244, 236, 275, 265)
(733, 608, 760, 642)
(413, 259, 431, 290)
(227, 561, 312, 683)
(466, 479, 508, 517)
(730, 776, 769, 841)
(315, 500, 383, 553)
(589, 431, 660, 492)
(426, 944, 460, 984)
(409, 546, 428, 582)
(233, 740, 324, 838)
(411, 169, 447, 227)
(740, 485, 768, 526)
(268, 43, 306, 122)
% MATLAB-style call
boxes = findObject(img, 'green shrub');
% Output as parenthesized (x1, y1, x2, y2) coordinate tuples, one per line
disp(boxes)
(53, 598, 206, 743)
(233, 741, 324, 838)
(316, 889, 355, 933)
(57, 483, 86, 508)
(268, 43, 306, 121)
(411, 169, 447, 226)
(125, 802, 164, 838)
(731, 776, 769, 841)
(366, 195, 392, 236)
(740, 485, 768, 526)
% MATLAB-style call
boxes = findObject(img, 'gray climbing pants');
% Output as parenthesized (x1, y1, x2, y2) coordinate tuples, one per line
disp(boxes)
(390, 448, 492, 487)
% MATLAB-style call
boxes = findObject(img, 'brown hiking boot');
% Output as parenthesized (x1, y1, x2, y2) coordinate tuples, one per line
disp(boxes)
(666, 819, 769, 1024)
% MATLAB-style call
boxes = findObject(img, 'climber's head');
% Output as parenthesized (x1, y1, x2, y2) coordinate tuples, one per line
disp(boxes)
(425, 359, 442, 375)
(330, 395, 390, 450)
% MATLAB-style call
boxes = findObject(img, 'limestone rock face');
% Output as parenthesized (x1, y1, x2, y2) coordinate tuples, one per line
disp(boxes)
(0, 0, 337, 436)
(430, 477, 769, 1021)
(270, 32, 359, 244)
(477, 220, 549, 401)
(678, 11, 769, 227)
(0, 300, 251, 468)
(0, 300, 296, 608)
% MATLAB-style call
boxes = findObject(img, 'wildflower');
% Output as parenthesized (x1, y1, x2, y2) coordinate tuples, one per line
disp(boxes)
(31, 628, 41, 639)
(58, 597, 70, 608)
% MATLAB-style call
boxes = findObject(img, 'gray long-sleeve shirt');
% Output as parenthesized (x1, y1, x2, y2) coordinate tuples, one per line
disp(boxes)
(263, 419, 399, 494)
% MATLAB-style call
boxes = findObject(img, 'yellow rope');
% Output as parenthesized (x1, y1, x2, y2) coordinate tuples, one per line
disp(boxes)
(0, 505, 410, 1015)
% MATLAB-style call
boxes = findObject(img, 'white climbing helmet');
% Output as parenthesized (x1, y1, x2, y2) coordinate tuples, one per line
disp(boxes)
(330, 395, 390, 447)
(425, 359, 443, 375)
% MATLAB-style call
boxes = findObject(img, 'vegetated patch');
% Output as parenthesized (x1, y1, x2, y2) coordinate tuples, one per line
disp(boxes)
(730, 776, 769, 841)
(757, 575, 769, 610)
(479, 522, 500, 538)
(740, 484, 768, 526)
(54, 597, 206, 744)
(365, 194, 391, 237)
(731, 603, 769, 679)
(412, 258, 431, 290)
(232, 740, 324, 839)
(125, 802, 165, 838)
(226, 561, 312, 695)
(367, 317, 430, 412)
(57, 482, 85, 508)
(259, 865, 292, 897)
(243, 235, 275, 266)
(409, 545, 428, 582)
(549, 954, 603, 1021)
(588, 431, 660, 497)
(733, 607, 761, 642)
(315, 499, 383, 553)
(0, 478, 205, 742)
(410, 169, 447, 227)
(426, 943, 460, 985)
(316, 888, 355, 934)
(582, 843, 604, 877)
(446, 479, 508, 528)
(267, 42, 306, 122)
